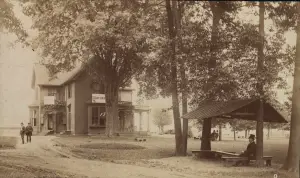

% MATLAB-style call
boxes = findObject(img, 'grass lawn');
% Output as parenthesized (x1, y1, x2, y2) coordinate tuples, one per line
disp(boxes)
(53, 135, 295, 178)
(54, 135, 289, 164)
(0, 136, 18, 149)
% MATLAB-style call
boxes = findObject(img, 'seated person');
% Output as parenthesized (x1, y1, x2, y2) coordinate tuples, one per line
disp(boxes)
(235, 134, 256, 166)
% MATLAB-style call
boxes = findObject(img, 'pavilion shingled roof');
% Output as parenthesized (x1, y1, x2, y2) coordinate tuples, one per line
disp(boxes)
(182, 98, 288, 123)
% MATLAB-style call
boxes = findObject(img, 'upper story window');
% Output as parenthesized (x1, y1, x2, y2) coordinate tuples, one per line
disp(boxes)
(68, 84, 72, 98)
(48, 88, 57, 96)
(91, 82, 104, 94)
(119, 90, 132, 102)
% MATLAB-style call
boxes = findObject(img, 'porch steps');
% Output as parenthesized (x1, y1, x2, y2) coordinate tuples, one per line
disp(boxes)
(60, 130, 71, 135)
(38, 130, 54, 136)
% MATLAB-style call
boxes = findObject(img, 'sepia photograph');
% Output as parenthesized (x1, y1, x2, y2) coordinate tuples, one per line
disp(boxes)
(0, 1, 299, 178)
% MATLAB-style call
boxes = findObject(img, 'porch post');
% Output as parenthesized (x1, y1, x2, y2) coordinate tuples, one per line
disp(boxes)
(256, 98, 264, 166)
(29, 108, 31, 125)
(53, 112, 57, 133)
(147, 110, 150, 133)
(132, 111, 135, 132)
(87, 106, 91, 134)
(139, 111, 142, 134)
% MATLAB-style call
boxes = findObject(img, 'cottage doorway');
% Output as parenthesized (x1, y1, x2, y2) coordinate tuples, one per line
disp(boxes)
(119, 111, 125, 132)
(56, 113, 66, 133)
(47, 114, 53, 130)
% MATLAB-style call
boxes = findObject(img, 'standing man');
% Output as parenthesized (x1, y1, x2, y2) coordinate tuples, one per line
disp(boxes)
(25, 123, 33, 143)
(20, 123, 26, 144)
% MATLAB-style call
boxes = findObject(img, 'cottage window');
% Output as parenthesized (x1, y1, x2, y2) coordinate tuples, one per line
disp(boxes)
(32, 110, 37, 126)
(92, 107, 98, 125)
(48, 88, 57, 96)
(91, 82, 105, 94)
(33, 118, 37, 126)
(91, 107, 106, 127)
(99, 107, 106, 126)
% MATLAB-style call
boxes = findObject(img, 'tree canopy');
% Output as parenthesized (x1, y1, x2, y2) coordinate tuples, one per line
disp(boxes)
(0, 0, 27, 45)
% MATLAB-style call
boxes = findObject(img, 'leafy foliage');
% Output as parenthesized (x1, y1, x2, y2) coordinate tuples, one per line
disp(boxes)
(0, 0, 27, 45)
(21, 0, 162, 135)
(22, 0, 151, 84)
(152, 108, 172, 133)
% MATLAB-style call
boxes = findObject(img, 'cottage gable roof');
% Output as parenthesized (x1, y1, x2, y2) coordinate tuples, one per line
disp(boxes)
(31, 63, 83, 87)
(31, 63, 136, 90)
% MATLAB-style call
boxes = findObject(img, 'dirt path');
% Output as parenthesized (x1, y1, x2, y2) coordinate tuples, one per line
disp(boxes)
(1, 136, 201, 178)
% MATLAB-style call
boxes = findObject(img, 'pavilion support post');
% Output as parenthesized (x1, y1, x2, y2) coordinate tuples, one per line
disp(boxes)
(256, 98, 264, 167)
(139, 111, 142, 135)
(256, 1, 265, 167)
(201, 118, 211, 151)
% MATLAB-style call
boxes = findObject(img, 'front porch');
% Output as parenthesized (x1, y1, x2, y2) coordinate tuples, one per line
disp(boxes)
(86, 102, 151, 135)
(40, 111, 67, 134)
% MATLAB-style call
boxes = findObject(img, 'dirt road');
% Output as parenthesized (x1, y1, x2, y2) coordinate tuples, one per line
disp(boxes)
(1, 136, 201, 178)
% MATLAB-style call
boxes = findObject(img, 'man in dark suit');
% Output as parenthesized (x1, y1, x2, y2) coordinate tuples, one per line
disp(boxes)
(235, 134, 256, 166)
(25, 123, 33, 143)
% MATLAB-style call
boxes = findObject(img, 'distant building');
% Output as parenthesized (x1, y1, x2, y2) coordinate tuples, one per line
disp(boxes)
(29, 63, 150, 135)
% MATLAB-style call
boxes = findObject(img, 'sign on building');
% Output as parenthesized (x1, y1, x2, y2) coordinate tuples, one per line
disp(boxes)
(44, 96, 55, 105)
(92, 94, 105, 103)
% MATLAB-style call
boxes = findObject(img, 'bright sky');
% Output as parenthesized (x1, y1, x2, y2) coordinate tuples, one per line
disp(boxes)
(0, 3, 296, 127)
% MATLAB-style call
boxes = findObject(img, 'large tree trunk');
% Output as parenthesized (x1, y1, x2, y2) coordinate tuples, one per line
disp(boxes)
(176, 2, 188, 156)
(282, 3, 300, 172)
(201, 2, 222, 151)
(165, 0, 183, 156)
(255, 2, 265, 167)
(267, 124, 270, 140)
(201, 118, 212, 150)
(104, 82, 119, 137)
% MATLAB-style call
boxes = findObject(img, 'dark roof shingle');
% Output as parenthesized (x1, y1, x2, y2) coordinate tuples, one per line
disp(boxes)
(182, 99, 287, 123)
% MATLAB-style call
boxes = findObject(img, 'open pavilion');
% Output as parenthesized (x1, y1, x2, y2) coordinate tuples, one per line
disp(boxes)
(181, 98, 288, 164)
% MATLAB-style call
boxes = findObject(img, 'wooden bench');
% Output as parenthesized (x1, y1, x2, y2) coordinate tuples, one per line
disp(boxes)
(214, 151, 239, 158)
(222, 156, 273, 166)
(192, 150, 239, 159)
(192, 150, 217, 159)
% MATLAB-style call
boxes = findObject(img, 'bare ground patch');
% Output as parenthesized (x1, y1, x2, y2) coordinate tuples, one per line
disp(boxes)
(0, 156, 80, 178)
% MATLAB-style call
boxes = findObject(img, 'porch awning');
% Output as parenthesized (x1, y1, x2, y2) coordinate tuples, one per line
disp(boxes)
(182, 98, 288, 123)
